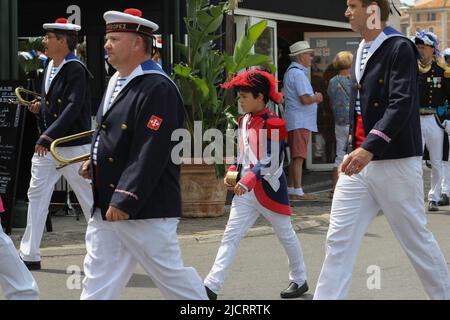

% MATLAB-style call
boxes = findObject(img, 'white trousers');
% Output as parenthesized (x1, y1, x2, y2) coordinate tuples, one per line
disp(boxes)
(314, 156, 450, 300)
(204, 191, 307, 294)
(20, 144, 93, 262)
(441, 134, 450, 195)
(81, 211, 208, 300)
(0, 226, 39, 299)
(334, 125, 349, 167)
(421, 115, 444, 202)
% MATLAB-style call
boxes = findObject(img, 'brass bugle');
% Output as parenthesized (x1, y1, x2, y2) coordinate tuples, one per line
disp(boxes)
(50, 130, 95, 169)
(225, 171, 239, 187)
(14, 87, 41, 107)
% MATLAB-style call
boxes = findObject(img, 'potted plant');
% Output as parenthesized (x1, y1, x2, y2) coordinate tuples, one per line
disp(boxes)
(172, 0, 275, 217)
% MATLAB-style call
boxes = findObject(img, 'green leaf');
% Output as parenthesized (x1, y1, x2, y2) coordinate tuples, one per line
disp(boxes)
(238, 54, 272, 70)
(229, 19, 268, 74)
(193, 77, 210, 98)
(173, 64, 192, 78)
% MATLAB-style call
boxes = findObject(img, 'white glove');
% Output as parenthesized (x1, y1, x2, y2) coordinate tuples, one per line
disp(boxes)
(444, 120, 450, 135)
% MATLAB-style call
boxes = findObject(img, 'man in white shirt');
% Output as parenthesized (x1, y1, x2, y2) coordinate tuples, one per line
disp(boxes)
(283, 41, 323, 201)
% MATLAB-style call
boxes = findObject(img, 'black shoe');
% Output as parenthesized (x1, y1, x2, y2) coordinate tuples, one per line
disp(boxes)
(280, 281, 308, 299)
(428, 201, 439, 212)
(22, 259, 41, 271)
(205, 286, 217, 300)
(438, 194, 450, 206)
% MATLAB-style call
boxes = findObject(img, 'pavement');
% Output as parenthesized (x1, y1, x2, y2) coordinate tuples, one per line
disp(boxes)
(8, 193, 333, 250)
(7, 169, 333, 249)
(6, 164, 439, 255)
(5, 164, 450, 302)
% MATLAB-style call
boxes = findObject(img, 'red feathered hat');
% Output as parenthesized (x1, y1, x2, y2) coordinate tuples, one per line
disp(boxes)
(221, 69, 282, 104)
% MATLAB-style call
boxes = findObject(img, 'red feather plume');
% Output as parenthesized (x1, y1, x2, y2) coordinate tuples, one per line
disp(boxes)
(221, 69, 282, 104)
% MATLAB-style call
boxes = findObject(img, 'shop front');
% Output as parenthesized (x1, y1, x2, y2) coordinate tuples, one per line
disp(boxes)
(235, 0, 360, 171)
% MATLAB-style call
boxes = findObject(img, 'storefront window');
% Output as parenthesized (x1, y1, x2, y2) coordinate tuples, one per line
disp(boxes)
(305, 33, 360, 169)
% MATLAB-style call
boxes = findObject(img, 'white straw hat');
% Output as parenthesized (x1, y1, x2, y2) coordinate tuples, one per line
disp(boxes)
(289, 41, 314, 57)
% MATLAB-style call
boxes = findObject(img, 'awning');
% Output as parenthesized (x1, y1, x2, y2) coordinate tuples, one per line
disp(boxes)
(238, 0, 348, 22)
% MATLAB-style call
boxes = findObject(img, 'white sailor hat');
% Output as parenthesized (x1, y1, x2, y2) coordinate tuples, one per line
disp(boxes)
(155, 35, 162, 49)
(104, 8, 159, 37)
(43, 18, 81, 32)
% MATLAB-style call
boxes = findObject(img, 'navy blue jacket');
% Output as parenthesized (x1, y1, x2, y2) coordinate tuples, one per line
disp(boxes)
(91, 60, 184, 220)
(37, 53, 92, 148)
(347, 27, 423, 160)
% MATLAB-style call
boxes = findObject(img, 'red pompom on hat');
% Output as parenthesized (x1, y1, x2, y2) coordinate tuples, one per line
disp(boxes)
(221, 69, 282, 104)
(124, 8, 142, 17)
(55, 18, 68, 24)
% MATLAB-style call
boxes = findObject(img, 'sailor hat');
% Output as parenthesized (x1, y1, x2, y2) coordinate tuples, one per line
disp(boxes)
(155, 36, 163, 49)
(43, 18, 81, 32)
(104, 8, 159, 37)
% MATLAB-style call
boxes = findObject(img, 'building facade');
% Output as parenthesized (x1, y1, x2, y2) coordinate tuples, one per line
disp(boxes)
(407, 0, 450, 51)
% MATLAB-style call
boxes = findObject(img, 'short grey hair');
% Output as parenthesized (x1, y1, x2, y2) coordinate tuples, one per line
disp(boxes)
(132, 33, 153, 55)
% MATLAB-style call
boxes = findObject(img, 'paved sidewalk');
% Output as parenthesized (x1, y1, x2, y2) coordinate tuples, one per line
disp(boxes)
(8, 189, 333, 248)
(8, 163, 439, 249)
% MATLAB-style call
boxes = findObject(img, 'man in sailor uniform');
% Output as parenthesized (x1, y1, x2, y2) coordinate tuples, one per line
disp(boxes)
(413, 31, 450, 211)
(203, 70, 309, 300)
(20, 17, 93, 271)
(0, 196, 39, 299)
(78, 8, 207, 300)
(313, 0, 450, 300)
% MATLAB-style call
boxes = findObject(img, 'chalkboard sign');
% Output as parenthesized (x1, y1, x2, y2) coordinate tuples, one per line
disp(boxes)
(0, 81, 25, 234)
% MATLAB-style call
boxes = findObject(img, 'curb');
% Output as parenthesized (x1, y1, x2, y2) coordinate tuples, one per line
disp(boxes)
(35, 214, 331, 256)
(180, 213, 330, 244)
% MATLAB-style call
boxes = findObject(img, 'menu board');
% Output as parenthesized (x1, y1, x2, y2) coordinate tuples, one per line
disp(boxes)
(0, 81, 25, 234)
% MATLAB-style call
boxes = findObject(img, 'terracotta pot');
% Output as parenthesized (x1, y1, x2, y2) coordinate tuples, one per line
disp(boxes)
(180, 162, 227, 217)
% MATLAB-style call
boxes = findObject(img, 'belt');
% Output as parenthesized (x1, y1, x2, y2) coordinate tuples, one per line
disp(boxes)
(419, 110, 436, 115)
(419, 106, 437, 115)
(420, 105, 447, 116)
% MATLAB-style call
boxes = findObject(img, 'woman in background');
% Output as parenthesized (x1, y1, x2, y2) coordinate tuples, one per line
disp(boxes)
(327, 51, 353, 196)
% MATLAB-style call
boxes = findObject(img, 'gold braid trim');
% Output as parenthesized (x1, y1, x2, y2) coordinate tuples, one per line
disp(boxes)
(437, 59, 450, 78)
(418, 61, 432, 74)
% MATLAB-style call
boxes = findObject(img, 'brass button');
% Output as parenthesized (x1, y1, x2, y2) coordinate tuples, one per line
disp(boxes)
(109, 184, 115, 188)
(357, 84, 362, 89)
(53, 113, 58, 117)
(378, 79, 384, 84)
(57, 98, 62, 104)
(102, 124, 107, 129)
(121, 124, 128, 130)
(373, 102, 379, 107)
(108, 157, 114, 163)
(429, 95, 433, 98)
(46, 100, 49, 104)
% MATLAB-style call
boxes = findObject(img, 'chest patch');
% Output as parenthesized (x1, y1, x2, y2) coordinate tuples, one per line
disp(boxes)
(147, 115, 163, 131)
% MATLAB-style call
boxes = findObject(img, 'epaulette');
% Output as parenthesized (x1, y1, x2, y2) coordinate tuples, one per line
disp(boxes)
(436, 59, 450, 78)
(266, 117, 287, 141)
